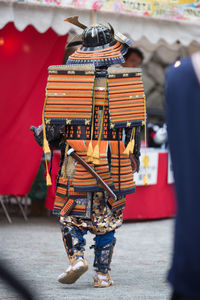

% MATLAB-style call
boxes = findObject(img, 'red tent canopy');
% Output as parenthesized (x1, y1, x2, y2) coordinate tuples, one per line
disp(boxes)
(0, 22, 68, 195)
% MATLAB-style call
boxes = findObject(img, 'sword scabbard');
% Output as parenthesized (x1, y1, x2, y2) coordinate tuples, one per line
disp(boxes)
(67, 148, 117, 201)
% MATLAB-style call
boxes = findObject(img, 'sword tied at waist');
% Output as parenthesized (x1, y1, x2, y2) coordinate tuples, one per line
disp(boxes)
(67, 148, 117, 201)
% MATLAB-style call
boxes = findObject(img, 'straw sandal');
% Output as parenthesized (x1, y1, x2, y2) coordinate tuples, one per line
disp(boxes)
(58, 252, 88, 284)
(93, 272, 113, 288)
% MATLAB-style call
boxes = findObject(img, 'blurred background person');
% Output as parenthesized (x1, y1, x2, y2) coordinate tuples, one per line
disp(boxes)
(122, 47, 144, 68)
(165, 52, 200, 300)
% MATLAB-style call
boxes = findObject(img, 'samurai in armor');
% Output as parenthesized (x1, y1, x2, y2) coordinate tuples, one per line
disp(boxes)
(32, 16, 146, 288)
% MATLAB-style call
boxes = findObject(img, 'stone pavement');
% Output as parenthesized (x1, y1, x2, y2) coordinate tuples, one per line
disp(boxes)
(0, 216, 174, 300)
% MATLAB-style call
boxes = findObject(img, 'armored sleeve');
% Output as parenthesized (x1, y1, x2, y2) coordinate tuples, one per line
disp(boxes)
(32, 124, 66, 149)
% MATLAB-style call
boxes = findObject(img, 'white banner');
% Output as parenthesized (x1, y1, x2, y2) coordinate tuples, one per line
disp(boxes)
(167, 152, 174, 184)
(17, 0, 73, 6)
(134, 148, 159, 186)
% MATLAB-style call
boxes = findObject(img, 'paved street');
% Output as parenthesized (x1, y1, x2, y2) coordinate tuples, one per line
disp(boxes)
(0, 216, 174, 300)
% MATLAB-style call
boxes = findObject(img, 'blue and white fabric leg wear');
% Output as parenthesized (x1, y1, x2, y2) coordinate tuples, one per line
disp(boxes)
(92, 231, 116, 274)
(61, 225, 87, 256)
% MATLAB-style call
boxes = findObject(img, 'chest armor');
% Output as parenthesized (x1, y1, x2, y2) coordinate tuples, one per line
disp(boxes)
(44, 65, 146, 217)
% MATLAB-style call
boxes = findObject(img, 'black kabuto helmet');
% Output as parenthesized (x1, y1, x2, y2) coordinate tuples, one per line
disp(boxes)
(65, 17, 132, 67)
(82, 24, 114, 48)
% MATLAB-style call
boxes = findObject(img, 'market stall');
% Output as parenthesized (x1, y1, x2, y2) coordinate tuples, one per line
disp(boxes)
(124, 149, 176, 220)
(1, 0, 200, 44)
(0, 0, 199, 219)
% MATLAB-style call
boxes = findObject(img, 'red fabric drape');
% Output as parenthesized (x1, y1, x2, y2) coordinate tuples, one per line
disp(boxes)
(0, 23, 68, 195)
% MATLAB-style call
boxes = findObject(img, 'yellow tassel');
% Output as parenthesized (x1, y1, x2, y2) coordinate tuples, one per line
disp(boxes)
(92, 143, 100, 159)
(87, 141, 93, 157)
(93, 158, 100, 165)
(43, 138, 51, 155)
(123, 141, 132, 155)
(46, 172, 52, 186)
(143, 94, 148, 185)
(144, 173, 148, 185)
(42, 91, 52, 186)
(143, 155, 149, 167)
(123, 127, 135, 155)
(88, 156, 94, 163)
(123, 139, 135, 155)
(130, 138, 135, 154)
(143, 155, 149, 186)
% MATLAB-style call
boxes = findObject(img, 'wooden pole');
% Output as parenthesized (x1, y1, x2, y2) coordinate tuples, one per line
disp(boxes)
(90, 9, 96, 26)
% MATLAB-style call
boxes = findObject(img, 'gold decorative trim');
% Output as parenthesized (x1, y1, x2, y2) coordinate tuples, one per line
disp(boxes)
(85, 71, 94, 75)
(129, 95, 144, 99)
(68, 71, 75, 74)
(95, 87, 106, 91)
(48, 93, 66, 97)
(85, 120, 90, 125)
